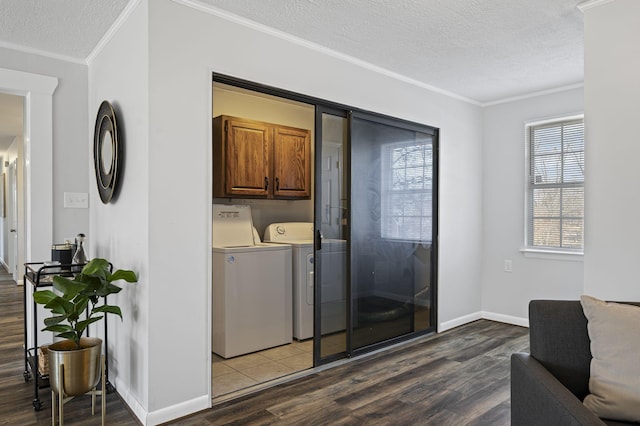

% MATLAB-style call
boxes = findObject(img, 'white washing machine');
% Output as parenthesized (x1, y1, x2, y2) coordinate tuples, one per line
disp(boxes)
(212, 205, 292, 358)
(264, 222, 346, 340)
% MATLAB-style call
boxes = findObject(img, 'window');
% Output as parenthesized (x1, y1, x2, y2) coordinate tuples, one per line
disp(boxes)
(526, 117, 584, 251)
(381, 137, 433, 242)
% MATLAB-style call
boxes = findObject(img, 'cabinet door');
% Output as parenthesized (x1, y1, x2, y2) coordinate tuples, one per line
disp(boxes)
(273, 126, 311, 198)
(225, 118, 271, 197)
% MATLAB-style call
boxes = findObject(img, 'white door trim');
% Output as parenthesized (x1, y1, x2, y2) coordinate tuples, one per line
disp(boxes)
(0, 67, 58, 266)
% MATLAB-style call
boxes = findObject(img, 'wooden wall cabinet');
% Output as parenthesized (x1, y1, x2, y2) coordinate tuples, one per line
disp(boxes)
(213, 115, 311, 199)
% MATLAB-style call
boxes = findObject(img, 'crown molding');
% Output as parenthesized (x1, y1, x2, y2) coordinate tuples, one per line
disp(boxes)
(172, 0, 482, 106)
(173, 0, 586, 108)
(578, 0, 615, 12)
(481, 83, 584, 107)
(0, 41, 84, 65)
(86, 0, 143, 65)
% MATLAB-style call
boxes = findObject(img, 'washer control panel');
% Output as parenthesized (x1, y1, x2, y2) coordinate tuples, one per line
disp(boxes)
(264, 222, 314, 242)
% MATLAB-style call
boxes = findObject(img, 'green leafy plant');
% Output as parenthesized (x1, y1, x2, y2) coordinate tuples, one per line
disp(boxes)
(33, 258, 137, 349)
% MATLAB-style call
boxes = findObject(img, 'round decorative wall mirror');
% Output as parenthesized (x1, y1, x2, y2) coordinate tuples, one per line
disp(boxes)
(93, 101, 121, 204)
(101, 130, 114, 175)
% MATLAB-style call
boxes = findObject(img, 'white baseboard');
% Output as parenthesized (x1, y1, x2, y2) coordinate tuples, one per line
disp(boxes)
(439, 311, 482, 332)
(113, 377, 147, 424)
(114, 377, 211, 425)
(481, 311, 529, 328)
(439, 311, 529, 332)
(146, 394, 210, 425)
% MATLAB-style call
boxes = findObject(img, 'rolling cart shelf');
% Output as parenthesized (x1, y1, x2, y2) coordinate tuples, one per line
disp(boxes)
(23, 261, 112, 411)
(25, 351, 50, 388)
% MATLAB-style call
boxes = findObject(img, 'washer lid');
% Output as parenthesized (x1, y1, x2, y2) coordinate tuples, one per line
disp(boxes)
(212, 204, 255, 247)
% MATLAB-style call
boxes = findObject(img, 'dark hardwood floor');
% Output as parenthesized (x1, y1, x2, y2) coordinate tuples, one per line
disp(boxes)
(1, 276, 528, 425)
(0, 274, 140, 425)
(188, 320, 529, 426)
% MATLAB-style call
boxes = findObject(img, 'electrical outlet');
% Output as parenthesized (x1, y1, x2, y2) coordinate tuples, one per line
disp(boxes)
(504, 259, 513, 273)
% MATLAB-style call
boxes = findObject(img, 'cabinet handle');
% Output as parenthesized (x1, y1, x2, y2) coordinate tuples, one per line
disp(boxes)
(264, 176, 269, 190)
(275, 177, 280, 191)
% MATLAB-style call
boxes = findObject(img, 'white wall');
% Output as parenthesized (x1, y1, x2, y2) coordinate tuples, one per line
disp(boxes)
(88, 0, 150, 421)
(0, 47, 89, 244)
(583, 0, 640, 300)
(482, 88, 585, 322)
(143, 0, 482, 421)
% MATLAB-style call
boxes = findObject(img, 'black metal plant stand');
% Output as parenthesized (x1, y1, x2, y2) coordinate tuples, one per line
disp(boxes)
(23, 262, 111, 411)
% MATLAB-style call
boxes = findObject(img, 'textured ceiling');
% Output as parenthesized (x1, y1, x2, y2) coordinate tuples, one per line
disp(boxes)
(199, 0, 584, 104)
(0, 0, 130, 60)
(0, 0, 130, 153)
(0, 0, 583, 111)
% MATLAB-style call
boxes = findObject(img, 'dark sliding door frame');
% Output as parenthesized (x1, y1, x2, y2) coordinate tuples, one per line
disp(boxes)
(212, 72, 439, 366)
(313, 105, 352, 366)
(347, 109, 439, 359)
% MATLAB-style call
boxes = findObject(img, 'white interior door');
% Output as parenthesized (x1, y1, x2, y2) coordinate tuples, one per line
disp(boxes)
(8, 159, 18, 281)
(320, 142, 343, 239)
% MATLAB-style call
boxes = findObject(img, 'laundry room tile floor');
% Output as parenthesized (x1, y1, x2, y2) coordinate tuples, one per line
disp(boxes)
(212, 340, 313, 398)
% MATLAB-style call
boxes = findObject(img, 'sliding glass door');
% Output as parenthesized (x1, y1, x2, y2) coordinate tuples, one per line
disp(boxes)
(315, 108, 438, 364)
(349, 112, 437, 353)
(314, 108, 349, 364)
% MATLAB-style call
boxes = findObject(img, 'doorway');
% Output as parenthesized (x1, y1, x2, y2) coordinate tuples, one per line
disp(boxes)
(211, 74, 438, 398)
(0, 67, 57, 353)
(0, 92, 23, 283)
(211, 82, 316, 398)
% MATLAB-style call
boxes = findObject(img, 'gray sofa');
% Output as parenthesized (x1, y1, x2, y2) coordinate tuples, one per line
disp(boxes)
(510, 300, 640, 426)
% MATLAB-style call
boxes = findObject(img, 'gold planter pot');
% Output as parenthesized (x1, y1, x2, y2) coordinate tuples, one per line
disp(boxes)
(48, 337, 102, 397)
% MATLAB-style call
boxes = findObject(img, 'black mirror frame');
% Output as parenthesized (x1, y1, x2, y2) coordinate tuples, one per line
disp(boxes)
(93, 101, 121, 204)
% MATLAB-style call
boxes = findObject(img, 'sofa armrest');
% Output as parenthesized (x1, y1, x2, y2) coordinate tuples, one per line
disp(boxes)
(511, 352, 605, 426)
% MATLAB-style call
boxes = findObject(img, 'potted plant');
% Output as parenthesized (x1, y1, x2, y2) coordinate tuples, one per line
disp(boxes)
(34, 258, 137, 397)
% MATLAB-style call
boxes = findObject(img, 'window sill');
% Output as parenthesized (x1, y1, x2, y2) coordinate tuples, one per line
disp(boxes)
(520, 248, 584, 262)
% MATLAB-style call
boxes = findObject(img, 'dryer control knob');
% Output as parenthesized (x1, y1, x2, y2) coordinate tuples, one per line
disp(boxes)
(276, 225, 286, 235)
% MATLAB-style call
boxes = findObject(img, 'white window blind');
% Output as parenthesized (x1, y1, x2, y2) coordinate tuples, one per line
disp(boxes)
(381, 137, 433, 242)
(527, 118, 584, 251)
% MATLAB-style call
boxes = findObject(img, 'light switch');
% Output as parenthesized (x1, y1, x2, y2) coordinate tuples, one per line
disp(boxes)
(64, 192, 89, 208)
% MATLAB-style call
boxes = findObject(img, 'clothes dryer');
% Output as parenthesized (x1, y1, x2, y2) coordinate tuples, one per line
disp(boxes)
(264, 223, 314, 340)
(264, 222, 346, 340)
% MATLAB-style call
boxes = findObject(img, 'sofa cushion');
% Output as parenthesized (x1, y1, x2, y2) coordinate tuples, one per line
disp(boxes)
(580, 295, 640, 423)
(529, 300, 593, 400)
